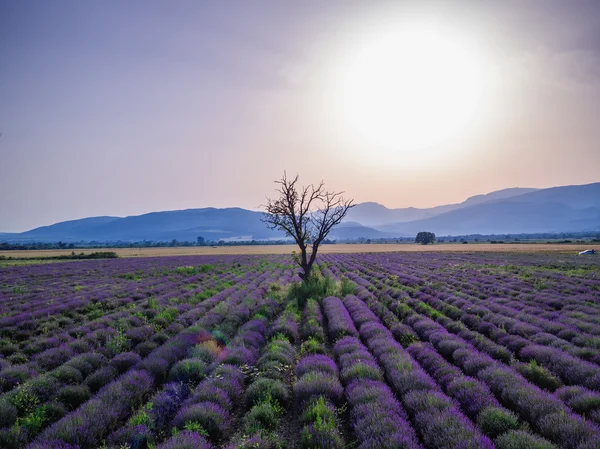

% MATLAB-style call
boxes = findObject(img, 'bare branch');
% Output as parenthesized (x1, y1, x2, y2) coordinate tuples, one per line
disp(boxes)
(262, 172, 354, 280)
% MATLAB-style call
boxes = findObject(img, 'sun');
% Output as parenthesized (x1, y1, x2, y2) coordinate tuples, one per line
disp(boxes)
(334, 23, 486, 154)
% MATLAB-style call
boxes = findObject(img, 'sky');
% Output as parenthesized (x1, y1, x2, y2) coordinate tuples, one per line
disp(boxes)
(1, 0, 599, 232)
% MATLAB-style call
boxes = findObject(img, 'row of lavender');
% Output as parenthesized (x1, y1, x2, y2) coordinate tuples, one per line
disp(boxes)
(2, 250, 599, 449)
(0, 256, 298, 389)
(0, 255, 299, 448)
(321, 252, 600, 448)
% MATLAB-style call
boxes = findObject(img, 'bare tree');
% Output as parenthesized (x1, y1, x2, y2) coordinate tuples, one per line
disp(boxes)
(262, 172, 354, 280)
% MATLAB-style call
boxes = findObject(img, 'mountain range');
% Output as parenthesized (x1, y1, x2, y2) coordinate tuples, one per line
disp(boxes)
(1, 182, 599, 243)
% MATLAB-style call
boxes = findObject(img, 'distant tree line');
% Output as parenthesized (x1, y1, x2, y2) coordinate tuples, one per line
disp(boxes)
(0, 251, 118, 261)
(1, 232, 598, 251)
(0, 239, 307, 250)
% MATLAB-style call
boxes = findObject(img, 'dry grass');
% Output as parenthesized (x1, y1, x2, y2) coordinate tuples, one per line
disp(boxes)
(2, 243, 599, 259)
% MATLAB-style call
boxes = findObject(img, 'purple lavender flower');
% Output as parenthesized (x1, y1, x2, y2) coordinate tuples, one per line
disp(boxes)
(172, 402, 230, 442)
(296, 355, 339, 378)
(156, 431, 214, 449)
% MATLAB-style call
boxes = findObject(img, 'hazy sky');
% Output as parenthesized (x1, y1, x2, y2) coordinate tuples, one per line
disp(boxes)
(1, 1, 599, 232)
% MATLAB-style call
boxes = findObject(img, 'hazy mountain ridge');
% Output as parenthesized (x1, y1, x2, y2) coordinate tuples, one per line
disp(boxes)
(378, 183, 600, 236)
(345, 187, 538, 226)
(1, 183, 598, 242)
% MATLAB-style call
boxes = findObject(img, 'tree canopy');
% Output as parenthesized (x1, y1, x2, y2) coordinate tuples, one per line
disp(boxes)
(416, 231, 436, 245)
(262, 172, 354, 280)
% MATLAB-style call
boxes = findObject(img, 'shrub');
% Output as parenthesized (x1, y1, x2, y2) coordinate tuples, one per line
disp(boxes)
(40, 370, 154, 448)
(255, 360, 287, 381)
(57, 385, 92, 410)
(477, 366, 564, 424)
(519, 344, 600, 390)
(67, 339, 88, 354)
(268, 318, 299, 344)
(172, 402, 230, 441)
(301, 398, 344, 449)
(300, 337, 326, 355)
(224, 433, 275, 449)
(288, 275, 337, 309)
(340, 361, 383, 383)
(0, 397, 18, 427)
(569, 391, 600, 415)
(555, 385, 586, 402)
(149, 382, 188, 431)
(257, 351, 294, 367)
(212, 364, 245, 385)
(204, 377, 243, 403)
(106, 423, 152, 449)
(333, 336, 362, 357)
(300, 300, 325, 342)
(346, 380, 401, 409)
(446, 377, 499, 418)
(134, 341, 159, 358)
(263, 339, 295, 362)
(152, 332, 170, 345)
(156, 431, 214, 449)
(140, 357, 170, 383)
(65, 353, 106, 377)
(339, 276, 357, 296)
(45, 402, 67, 422)
(219, 347, 255, 367)
(436, 339, 464, 360)
(495, 430, 558, 449)
(0, 342, 19, 356)
(412, 409, 494, 449)
(453, 349, 495, 376)
(12, 384, 41, 415)
(296, 355, 338, 378)
(28, 376, 61, 402)
(537, 412, 600, 449)
(243, 401, 281, 433)
(22, 404, 49, 434)
(245, 378, 289, 407)
(51, 366, 83, 385)
(301, 422, 343, 449)
(346, 380, 420, 449)
(22, 441, 81, 449)
(169, 359, 207, 386)
(190, 384, 232, 411)
(126, 326, 154, 345)
(0, 365, 35, 392)
(476, 406, 520, 439)
(110, 351, 142, 373)
(188, 343, 219, 364)
(301, 395, 337, 424)
(403, 390, 454, 416)
(8, 352, 28, 364)
(515, 360, 562, 391)
(85, 366, 119, 393)
(323, 297, 358, 340)
(35, 346, 75, 371)
(294, 371, 343, 405)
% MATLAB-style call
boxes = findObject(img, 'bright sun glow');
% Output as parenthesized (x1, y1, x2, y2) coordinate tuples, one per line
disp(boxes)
(335, 23, 486, 153)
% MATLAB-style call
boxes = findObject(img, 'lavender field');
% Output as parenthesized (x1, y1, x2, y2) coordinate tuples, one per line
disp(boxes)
(1, 252, 600, 449)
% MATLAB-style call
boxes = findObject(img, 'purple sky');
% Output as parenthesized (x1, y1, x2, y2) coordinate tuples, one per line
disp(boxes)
(1, 1, 599, 232)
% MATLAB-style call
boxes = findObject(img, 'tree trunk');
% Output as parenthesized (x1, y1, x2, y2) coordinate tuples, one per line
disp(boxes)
(299, 247, 312, 281)
(301, 262, 312, 280)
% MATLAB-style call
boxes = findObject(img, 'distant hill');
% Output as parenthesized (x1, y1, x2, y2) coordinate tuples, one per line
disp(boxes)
(345, 187, 538, 226)
(1, 183, 598, 242)
(460, 187, 540, 207)
(12, 209, 281, 243)
(15, 216, 121, 241)
(329, 222, 393, 240)
(379, 183, 600, 236)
